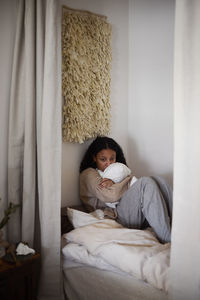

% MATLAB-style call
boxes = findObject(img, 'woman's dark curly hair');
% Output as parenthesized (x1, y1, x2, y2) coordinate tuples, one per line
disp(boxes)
(80, 136, 127, 173)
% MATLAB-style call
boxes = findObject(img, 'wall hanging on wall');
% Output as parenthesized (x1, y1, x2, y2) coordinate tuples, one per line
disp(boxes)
(62, 6, 112, 143)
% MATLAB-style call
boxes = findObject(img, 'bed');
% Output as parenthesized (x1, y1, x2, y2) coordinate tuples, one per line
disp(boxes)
(61, 206, 170, 300)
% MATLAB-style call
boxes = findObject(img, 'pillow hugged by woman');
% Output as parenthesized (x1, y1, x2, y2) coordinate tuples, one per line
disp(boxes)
(79, 136, 173, 244)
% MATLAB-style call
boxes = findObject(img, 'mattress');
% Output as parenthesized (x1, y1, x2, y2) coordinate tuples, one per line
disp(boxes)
(63, 264, 168, 300)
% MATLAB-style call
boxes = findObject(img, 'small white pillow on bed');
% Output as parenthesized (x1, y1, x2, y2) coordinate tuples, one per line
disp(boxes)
(98, 162, 131, 183)
(67, 208, 104, 228)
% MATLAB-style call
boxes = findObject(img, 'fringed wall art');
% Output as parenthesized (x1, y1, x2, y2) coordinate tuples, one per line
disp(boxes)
(62, 6, 112, 143)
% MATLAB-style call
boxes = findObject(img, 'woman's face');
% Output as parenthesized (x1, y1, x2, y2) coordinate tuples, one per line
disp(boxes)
(93, 148, 116, 171)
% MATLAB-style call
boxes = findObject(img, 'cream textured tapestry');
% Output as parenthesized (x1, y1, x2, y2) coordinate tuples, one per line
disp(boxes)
(62, 6, 112, 143)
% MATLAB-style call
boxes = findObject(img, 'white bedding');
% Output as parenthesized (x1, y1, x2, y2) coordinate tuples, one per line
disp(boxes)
(62, 209, 170, 293)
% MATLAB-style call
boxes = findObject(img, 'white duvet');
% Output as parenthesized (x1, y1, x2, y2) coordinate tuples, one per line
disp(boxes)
(62, 209, 170, 292)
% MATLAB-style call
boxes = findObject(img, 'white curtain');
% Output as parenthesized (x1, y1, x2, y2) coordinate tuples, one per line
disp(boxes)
(170, 1, 200, 299)
(8, 0, 63, 299)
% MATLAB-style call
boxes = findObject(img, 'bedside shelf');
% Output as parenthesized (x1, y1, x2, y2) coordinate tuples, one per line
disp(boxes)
(0, 253, 40, 300)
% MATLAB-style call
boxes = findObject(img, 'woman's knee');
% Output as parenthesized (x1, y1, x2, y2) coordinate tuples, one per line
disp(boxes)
(138, 176, 157, 187)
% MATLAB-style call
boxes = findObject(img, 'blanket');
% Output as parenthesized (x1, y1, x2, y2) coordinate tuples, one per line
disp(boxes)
(62, 209, 170, 292)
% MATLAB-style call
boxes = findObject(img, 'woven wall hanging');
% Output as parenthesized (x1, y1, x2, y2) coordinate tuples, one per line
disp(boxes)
(62, 6, 112, 143)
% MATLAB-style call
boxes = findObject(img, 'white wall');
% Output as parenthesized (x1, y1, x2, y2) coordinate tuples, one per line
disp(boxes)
(128, 0, 175, 186)
(61, 0, 175, 207)
(0, 0, 17, 221)
(61, 0, 129, 207)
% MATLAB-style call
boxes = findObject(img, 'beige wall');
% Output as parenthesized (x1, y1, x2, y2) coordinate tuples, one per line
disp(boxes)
(128, 0, 174, 186)
(61, 0, 130, 207)
(61, 0, 174, 207)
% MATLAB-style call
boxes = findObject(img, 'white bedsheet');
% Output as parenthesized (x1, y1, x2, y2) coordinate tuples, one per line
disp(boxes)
(62, 210, 170, 293)
(63, 265, 168, 300)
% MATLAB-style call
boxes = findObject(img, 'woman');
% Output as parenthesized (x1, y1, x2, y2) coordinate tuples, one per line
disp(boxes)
(80, 136, 173, 243)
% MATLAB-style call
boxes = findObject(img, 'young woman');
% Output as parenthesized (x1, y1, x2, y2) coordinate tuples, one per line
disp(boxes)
(79, 136, 173, 244)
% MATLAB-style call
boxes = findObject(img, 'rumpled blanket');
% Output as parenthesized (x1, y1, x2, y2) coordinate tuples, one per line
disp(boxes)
(62, 210, 170, 292)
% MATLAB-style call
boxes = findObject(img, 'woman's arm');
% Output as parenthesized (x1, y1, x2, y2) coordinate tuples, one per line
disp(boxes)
(99, 178, 114, 188)
(80, 168, 131, 204)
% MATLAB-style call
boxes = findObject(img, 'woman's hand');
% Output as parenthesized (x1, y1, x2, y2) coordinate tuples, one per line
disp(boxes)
(98, 178, 114, 188)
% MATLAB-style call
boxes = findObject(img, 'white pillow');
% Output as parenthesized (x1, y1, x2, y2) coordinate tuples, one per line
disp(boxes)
(98, 162, 131, 183)
(67, 208, 104, 228)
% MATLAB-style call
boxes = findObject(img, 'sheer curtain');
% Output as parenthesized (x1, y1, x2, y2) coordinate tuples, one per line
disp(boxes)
(7, 0, 63, 299)
(170, 1, 200, 299)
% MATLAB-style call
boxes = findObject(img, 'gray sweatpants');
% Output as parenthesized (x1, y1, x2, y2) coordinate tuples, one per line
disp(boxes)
(116, 176, 173, 243)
